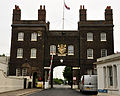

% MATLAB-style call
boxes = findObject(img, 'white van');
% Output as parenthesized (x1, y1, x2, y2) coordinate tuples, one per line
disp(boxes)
(80, 75, 98, 92)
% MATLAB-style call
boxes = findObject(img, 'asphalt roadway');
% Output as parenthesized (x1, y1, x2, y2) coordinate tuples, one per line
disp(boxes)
(27, 85, 97, 96)
(0, 85, 97, 96)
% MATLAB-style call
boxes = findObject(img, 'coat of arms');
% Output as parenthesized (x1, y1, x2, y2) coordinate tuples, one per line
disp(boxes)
(58, 44, 67, 56)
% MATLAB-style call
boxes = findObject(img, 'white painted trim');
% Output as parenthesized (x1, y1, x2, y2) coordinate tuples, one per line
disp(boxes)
(44, 67, 50, 69)
(72, 67, 80, 69)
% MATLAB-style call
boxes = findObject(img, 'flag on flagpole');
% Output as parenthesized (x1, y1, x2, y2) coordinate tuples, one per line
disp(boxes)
(64, 2, 70, 10)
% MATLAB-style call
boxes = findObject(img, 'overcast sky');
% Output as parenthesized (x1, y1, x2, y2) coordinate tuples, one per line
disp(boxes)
(0, 0, 120, 55)
(53, 66, 65, 79)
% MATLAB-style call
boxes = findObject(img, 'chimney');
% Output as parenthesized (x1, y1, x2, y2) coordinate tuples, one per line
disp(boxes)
(38, 5, 46, 22)
(79, 5, 87, 21)
(13, 5, 21, 22)
(105, 6, 113, 21)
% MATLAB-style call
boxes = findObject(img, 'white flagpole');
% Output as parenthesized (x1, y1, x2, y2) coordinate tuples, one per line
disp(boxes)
(62, 0, 65, 30)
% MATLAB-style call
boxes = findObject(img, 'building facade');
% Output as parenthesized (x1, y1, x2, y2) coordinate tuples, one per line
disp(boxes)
(9, 5, 114, 87)
(0, 56, 9, 75)
(94, 53, 120, 96)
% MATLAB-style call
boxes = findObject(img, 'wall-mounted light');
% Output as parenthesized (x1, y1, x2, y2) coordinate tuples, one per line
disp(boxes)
(60, 59, 63, 63)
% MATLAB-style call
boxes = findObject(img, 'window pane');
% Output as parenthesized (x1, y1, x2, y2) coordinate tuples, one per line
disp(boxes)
(113, 65, 117, 87)
(17, 48, 23, 58)
(16, 68, 21, 76)
(31, 48, 37, 58)
(101, 33, 106, 41)
(87, 49, 93, 59)
(31, 33, 37, 41)
(18, 32, 24, 41)
(101, 49, 107, 57)
(103, 67, 106, 88)
(87, 33, 93, 41)
(22, 68, 27, 76)
(50, 45, 56, 55)
(108, 66, 113, 86)
(68, 45, 74, 55)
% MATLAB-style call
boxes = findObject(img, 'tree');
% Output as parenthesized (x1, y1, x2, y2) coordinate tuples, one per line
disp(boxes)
(53, 78, 64, 85)
(63, 67, 72, 85)
(0, 53, 5, 57)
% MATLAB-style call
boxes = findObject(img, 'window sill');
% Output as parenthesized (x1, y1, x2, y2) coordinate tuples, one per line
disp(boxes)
(68, 54, 74, 56)
(101, 40, 107, 42)
(31, 40, 37, 41)
(87, 40, 93, 41)
(50, 54, 56, 55)
(18, 40, 24, 41)
(87, 57, 93, 59)
(17, 57, 23, 58)
(30, 57, 36, 59)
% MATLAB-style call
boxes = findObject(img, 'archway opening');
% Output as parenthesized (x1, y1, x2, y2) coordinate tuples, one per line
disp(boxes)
(53, 66, 72, 88)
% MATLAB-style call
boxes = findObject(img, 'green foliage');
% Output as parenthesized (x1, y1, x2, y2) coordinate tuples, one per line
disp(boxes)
(63, 67, 72, 84)
(53, 78, 64, 85)
(0, 54, 5, 57)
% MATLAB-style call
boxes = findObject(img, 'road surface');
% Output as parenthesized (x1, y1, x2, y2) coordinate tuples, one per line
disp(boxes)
(27, 85, 97, 96)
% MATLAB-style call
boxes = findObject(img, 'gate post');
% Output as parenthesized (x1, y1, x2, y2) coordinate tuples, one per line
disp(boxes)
(24, 78, 27, 89)
(51, 68, 53, 88)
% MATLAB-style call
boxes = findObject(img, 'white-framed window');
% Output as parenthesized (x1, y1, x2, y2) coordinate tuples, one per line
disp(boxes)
(68, 45, 74, 55)
(30, 48, 37, 58)
(22, 68, 27, 76)
(108, 66, 113, 87)
(87, 49, 93, 59)
(87, 33, 93, 41)
(16, 68, 21, 76)
(101, 33, 106, 41)
(31, 32, 37, 41)
(101, 49, 107, 57)
(103, 67, 107, 88)
(50, 45, 56, 55)
(113, 65, 117, 88)
(18, 32, 24, 41)
(17, 48, 23, 58)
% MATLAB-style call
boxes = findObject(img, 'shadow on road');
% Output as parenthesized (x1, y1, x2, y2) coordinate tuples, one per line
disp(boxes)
(81, 91, 98, 95)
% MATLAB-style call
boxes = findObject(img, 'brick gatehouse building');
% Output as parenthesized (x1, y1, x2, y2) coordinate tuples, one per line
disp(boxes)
(9, 5, 114, 88)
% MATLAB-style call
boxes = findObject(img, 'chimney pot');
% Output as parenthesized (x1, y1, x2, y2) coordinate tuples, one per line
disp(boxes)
(106, 6, 111, 9)
(80, 5, 82, 9)
(40, 5, 42, 9)
(83, 5, 85, 9)
(43, 5, 45, 10)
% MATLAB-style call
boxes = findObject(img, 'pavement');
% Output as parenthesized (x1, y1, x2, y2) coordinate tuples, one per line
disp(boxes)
(0, 88, 43, 96)
(97, 93, 119, 96)
(75, 88, 120, 96)
(0, 87, 119, 96)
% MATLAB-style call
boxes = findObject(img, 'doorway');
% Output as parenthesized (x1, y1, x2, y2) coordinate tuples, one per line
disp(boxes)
(33, 72, 37, 88)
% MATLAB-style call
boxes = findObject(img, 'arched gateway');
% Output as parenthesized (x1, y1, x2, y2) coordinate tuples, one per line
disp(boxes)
(43, 31, 80, 88)
(9, 5, 114, 88)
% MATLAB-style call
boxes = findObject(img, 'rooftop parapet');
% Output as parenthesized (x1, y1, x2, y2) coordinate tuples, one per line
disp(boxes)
(79, 5, 113, 25)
